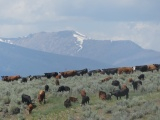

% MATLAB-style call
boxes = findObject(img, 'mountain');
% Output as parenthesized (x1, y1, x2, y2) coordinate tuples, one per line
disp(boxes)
(0, 42, 110, 77)
(1, 30, 160, 67)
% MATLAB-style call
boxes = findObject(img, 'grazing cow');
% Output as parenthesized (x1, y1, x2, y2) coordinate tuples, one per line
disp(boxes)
(45, 85, 49, 92)
(110, 87, 129, 100)
(80, 90, 86, 97)
(21, 77, 27, 82)
(118, 67, 133, 74)
(55, 79, 60, 86)
(59, 70, 77, 78)
(87, 69, 101, 76)
(147, 64, 159, 72)
(131, 80, 142, 91)
(81, 96, 90, 106)
(76, 68, 88, 76)
(99, 91, 107, 100)
(112, 80, 120, 86)
(38, 90, 45, 104)
(138, 74, 145, 80)
(69, 97, 78, 102)
(57, 86, 70, 92)
(2, 75, 21, 82)
(101, 76, 112, 83)
(64, 99, 71, 108)
(102, 68, 118, 75)
(21, 94, 33, 114)
(44, 72, 58, 79)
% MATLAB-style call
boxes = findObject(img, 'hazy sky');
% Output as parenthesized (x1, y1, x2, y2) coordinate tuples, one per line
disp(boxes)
(0, 0, 160, 51)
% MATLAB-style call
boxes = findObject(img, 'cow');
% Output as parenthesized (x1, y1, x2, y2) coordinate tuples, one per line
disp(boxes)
(102, 68, 118, 75)
(87, 69, 101, 76)
(110, 87, 129, 100)
(135, 65, 148, 72)
(112, 80, 120, 86)
(147, 64, 159, 72)
(138, 74, 145, 80)
(21, 77, 27, 83)
(118, 67, 133, 74)
(21, 94, 33, 114)
(55, 75, 61, 79)
(99, 91, 107, 100)
(153, 64, 160, 71)
(69, 97, 78, 102)
(2, 75, 21, 82)
(44, 72, 58, 79)
(131, 80, 142, 91)
(76, 68, 88, 76)
(64, 99, 71, 108)
(101, 76, 112, 83)
(57, 86, 70, 92)
(38, 90, 45, 104)
(81, 96, 90, 106)
(55, 79, 60, 86)
(80, 90, 86, 97)
(45, 85, 49, 92)
(59, 70, 77, 78)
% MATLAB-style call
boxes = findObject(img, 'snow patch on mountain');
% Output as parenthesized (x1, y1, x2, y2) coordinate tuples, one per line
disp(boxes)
(0, 39, 13, 44)
(73, 31, 87, 51)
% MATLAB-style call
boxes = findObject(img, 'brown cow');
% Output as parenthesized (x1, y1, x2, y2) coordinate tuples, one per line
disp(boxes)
(99, 91, 106, 100)
(55, 75, 61, 79)
(118, 67, 133, 74)
(38, 90, 45, 104)
(28, 104, 33, 114)
(69, 97, 78, 102)
(101, 76, 112, 83)
(147, 64, 158, 72)
(80, 90, 86, 97)
(59, 70, 77, 78)
(2, 75, 21, 82)
(128, 78, 133, 83)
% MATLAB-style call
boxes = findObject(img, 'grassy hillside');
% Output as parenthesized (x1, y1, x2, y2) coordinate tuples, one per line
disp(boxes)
(0, 70, 160, 120)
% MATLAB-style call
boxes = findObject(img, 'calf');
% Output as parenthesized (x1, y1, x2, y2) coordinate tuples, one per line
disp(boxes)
(45, 85, 49, 92)
(81, 96, 90, 106)
(69, 97, 78, 102)
(132, 80, 142, 91)
(64, 99, 71, 108)
(38, 90, 45, 104)
(99, 91, 107, 100)
(138, 74, 145, 80)
(80, 90, 86, 97)
(112, 80, 120, 86)
(57, 86, 70, 92)
(110, 87, 129, 100)
(55, 79, 60, 86)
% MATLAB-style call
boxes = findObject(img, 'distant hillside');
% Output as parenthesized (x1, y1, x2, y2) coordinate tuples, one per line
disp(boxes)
(1, 30, 160, 66)
(0, 42, 110, 76)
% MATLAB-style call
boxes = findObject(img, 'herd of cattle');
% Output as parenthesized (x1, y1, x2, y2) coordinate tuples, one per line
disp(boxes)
(0, 63, 160, 114)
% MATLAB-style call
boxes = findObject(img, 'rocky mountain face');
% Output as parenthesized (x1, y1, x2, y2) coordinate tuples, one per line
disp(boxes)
(1, 30, 160, 68)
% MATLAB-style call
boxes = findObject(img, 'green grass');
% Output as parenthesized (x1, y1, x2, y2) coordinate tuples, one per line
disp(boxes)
(0, 70, 160, 120)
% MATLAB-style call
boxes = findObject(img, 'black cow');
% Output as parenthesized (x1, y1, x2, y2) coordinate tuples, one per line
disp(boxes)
(45, 85, 49, 92)
(110, 87, 129, 100)
(138, 74, 145, 80)
(57, 86, 70, 92)
(102, 68, 118, 75)
(76, 68, 88, 76)
(44, 72, 58, 79)
(87, 69, 101, 76)
(21, 94, 32, 105)
(21, 77, 27, 82)
(64, 99, 71, 108)
(132, 80, 142, 91)
(81, 96, 90, 106)
(112, 80, 120, 86)
(137, 65, 148, 72)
